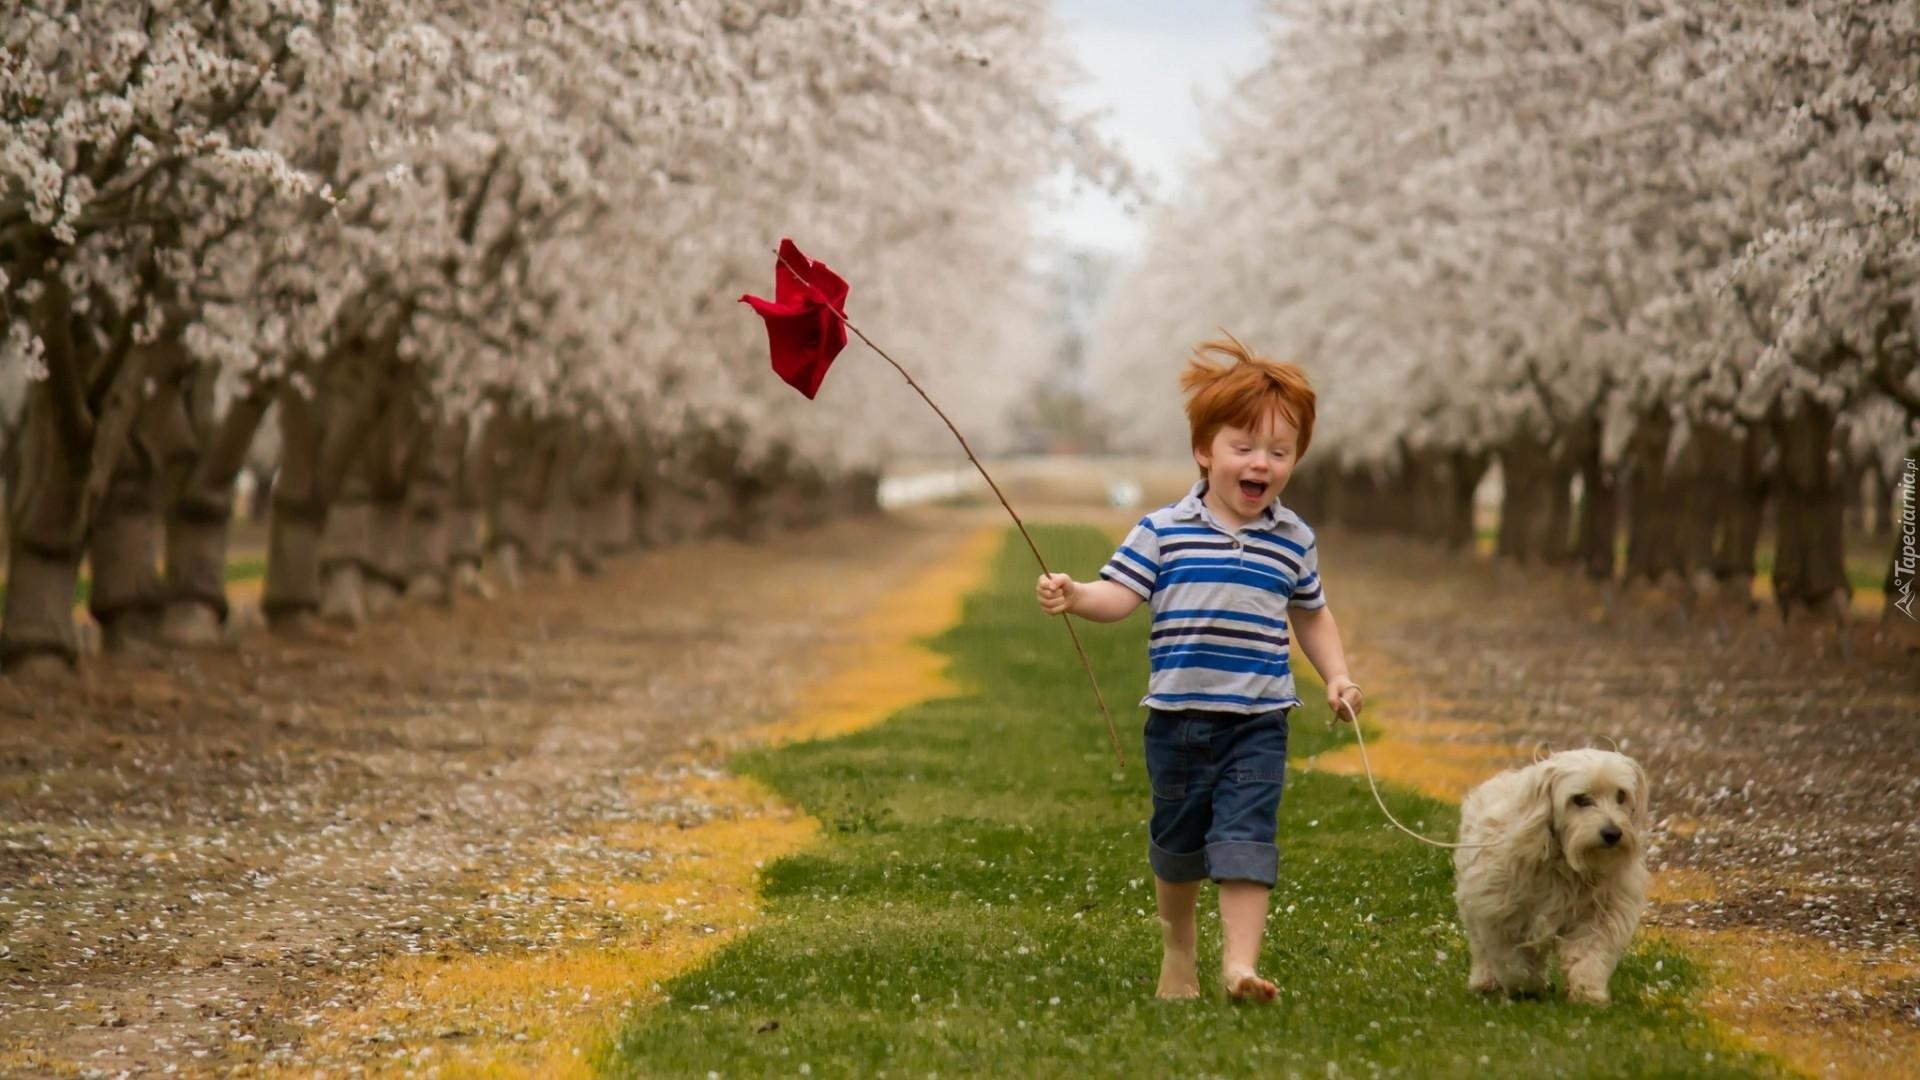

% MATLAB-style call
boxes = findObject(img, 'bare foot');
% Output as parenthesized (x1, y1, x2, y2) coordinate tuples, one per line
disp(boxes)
(1224, 968, 1278, 1003)
(1157, 951, 1200, 1000)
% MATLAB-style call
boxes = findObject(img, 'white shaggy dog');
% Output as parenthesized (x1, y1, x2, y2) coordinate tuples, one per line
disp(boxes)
(1453, 748, 1650, 1006)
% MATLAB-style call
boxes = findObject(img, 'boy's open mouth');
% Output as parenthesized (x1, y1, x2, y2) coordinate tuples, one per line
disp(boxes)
(1238, 479, 1269, 500)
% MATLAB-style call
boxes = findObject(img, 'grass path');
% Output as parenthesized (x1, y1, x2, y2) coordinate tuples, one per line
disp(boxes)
(604, 526, 1784, 1078)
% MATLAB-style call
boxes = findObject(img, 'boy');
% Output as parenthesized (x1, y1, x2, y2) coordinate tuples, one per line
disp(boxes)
(1035, 337, 1363, 1002)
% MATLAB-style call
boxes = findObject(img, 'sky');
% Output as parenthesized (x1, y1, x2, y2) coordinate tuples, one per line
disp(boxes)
(1041, 0, 1269, 259)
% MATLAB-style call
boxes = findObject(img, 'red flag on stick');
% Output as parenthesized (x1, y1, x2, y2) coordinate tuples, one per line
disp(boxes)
(740, 239, 849, 399)
(741, 238, 1124, 768)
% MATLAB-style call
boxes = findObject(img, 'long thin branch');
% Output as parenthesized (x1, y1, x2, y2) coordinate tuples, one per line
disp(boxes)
(772, 247, 1124, 768)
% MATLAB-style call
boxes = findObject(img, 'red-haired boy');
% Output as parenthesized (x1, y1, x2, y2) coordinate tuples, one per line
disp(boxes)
(1036, 337, 1364, 1001)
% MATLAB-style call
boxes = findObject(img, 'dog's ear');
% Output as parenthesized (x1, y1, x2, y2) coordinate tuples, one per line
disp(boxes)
(1628, 756, 1651, 830)
(1506, 759, 1561, 864)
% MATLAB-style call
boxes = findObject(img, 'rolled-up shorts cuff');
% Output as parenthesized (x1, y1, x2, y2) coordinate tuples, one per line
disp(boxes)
(1148, 838, 1209, 883)
(1206, 840, 1278, 886)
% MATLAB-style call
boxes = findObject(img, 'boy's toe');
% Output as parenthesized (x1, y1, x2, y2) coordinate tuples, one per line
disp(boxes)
(1224, 971, 1278, 1003)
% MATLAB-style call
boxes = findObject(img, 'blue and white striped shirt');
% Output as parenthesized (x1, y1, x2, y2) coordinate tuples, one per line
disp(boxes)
(1100, 480, 1326, 714)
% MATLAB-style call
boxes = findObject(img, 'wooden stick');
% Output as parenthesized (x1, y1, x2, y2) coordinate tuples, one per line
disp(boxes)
(773, 248, 1124, 768)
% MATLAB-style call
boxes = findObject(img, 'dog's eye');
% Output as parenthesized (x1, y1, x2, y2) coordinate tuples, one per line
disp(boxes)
(1616, 790, 1629, 805)
(1571, 794, 1593, 808)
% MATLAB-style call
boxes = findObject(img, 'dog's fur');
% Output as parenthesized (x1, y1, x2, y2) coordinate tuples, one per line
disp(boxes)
(1452, 748, 1650, 1006)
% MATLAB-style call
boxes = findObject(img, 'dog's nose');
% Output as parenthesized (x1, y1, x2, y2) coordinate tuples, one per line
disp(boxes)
(1601, 826, 1622, 847)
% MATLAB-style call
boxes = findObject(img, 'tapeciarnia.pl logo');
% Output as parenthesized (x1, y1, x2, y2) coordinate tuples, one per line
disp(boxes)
(1898, 457, 1917, 622)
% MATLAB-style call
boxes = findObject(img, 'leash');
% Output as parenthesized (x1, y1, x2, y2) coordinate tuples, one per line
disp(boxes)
(1333, 695, 1500, 851)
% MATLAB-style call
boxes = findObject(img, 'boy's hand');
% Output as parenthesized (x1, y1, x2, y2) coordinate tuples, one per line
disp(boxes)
(1036, 572, 1076, 615)
(1327, 677, 1363, 723)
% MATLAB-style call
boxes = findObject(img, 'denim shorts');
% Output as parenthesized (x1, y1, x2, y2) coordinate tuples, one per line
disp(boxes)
(1143, 706, 1291, 887)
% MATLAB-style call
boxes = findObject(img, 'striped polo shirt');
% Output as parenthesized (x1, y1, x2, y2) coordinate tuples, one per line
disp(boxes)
(1099, 479, 1326, 714)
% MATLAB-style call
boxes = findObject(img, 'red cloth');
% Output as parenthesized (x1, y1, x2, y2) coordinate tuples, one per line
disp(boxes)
(740, 238, 850, 399)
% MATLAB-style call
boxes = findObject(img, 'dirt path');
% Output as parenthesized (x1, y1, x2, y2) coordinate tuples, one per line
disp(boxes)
(0, 513, 986, 1076)
(1311, 530, 1920, 1078)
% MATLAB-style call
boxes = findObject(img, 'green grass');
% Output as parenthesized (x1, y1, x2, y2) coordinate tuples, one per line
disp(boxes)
(602, 526, 1784, 1078)
(0, 555, 265, 610)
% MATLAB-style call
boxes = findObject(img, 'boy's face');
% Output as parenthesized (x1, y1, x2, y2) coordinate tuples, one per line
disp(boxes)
(1194, 410, 1300, 526)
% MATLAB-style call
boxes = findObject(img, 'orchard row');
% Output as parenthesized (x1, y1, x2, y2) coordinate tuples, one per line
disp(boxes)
(1, 1, 1104, 672)
(1098, 0, 1919, 620)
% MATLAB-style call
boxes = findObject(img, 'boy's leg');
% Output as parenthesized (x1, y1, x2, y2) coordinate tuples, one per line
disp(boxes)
(1154, 876, 1202, 999)
(1144, 709, 1210, 999)
(1219, 881, 1277, 1001)
(1205, 708, 1289, 1002)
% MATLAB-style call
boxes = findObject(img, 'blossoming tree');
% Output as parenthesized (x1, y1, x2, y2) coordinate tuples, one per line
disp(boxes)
(1093, 0, 1920, 625)
(3, 0, 1103, 673)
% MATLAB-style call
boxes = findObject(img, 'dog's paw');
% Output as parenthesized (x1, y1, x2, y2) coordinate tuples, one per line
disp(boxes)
(1566, 982, 1611, 1007)
(1467, 967, 1501, 994)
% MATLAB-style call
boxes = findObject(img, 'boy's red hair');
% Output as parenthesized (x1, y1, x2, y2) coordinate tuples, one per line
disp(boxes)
(1180, 335, 1316, 472)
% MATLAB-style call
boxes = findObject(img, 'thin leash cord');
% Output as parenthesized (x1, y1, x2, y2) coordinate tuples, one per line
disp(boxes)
(1335, 696, 1499, 851)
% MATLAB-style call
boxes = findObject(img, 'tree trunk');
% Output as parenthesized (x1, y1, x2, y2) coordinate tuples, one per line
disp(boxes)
(1623, 407, 1686, 592)
(248, 465, 275, 523)
(641, 479, 713, 544)
(154, 375, 275, 645)
(263, 383, 326, 632)
(360, 400, 415, 615)
(1543, 460, 1573, 565)
(1495, 430, 1552, 564)
(487, 412, 556, 585)
(1770, 399, 1851, 621)
(1865, 463, 1891, 539)
(1570, 415, 1619, 582)
(1439, 450, 1484, 551)
(321, 469, 409, 625)
(582, 437, 636, 563)
(1670, 423, 1717, 588)
(447, 411, 492, 595)
(1, 279, 154, 673)
(542, 423, 587, 575)
(1842, 456, 1872, 540)
(1576, 466, 1620, 583)
(87, 444, 163, 653)
(401, 419, 463, 603)
(1708, 423, 1769, 609)
(319, 478, 373, 627)
(836, 468, 882, 517)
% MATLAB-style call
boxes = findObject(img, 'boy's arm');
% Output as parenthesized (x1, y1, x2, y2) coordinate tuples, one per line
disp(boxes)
(1036, 574, 1144, 623)
(1033, 516, 1157, 624)
(1290, 604, 1362, 718)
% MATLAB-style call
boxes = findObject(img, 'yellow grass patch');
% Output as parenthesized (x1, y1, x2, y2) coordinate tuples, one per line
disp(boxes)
(278, 527, 999, 1077)
(1300, 664, 1525, 804)
(1649, 865, 1719, 904)
(1652, 926, 1920, 1078)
